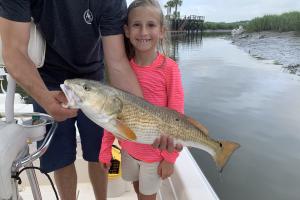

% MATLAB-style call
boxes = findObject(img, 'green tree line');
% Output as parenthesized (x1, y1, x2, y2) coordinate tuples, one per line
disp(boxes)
(203, 21, 248, 30)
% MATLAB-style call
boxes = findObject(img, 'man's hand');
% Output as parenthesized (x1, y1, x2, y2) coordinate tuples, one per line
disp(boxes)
(157, 160, 174, 180)
(152, 135, 183, 153)
(42, 91, 78, 121)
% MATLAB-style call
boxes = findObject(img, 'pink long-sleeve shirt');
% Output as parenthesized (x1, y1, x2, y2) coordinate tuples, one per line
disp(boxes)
(99, 53, 184, 164)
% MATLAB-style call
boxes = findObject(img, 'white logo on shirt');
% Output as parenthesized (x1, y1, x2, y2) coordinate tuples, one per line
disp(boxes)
(83, 9, 93, 24)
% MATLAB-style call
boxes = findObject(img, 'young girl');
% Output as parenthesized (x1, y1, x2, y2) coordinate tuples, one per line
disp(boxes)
(99, 0, 184, 199)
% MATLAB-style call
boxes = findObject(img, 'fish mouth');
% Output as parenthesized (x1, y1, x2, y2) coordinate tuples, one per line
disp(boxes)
(60, 84, 81, 108)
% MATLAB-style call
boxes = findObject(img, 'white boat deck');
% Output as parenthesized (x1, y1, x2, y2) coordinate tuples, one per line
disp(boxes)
(20, 180, 179, 200)
(17, 146, 219, 200)
(18, 143, 178, 200)
(21, 178, 188, 200)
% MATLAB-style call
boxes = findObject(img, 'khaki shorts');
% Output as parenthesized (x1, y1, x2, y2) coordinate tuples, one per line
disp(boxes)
(121, 150, 162, 195)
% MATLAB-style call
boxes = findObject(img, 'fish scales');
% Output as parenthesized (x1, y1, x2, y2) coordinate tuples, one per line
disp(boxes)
(118, 91, 218, 148)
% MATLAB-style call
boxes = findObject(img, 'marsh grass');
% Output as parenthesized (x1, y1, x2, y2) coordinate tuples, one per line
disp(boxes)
(246, 11, 300, 32)
(203, 11, 300, 33)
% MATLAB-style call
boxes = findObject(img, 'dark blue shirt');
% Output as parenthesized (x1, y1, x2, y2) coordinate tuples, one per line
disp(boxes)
(0, 0, 127, 76)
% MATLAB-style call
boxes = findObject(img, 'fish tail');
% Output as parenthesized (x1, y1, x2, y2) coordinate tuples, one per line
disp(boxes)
(213, 140, 240, 172)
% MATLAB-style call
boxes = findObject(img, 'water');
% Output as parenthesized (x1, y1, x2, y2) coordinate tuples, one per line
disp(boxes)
(171, 34, 300, 200)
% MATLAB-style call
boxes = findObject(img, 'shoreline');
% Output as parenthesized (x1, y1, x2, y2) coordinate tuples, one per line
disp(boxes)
(230, 31, 300, 75)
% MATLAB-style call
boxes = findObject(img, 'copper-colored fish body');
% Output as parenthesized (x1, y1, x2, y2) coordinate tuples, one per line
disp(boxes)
(62, 79, 240, 170)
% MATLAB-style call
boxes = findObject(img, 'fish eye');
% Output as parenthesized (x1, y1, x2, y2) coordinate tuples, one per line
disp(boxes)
(83, 84, 91, 91)
(175, 118, 180, 121)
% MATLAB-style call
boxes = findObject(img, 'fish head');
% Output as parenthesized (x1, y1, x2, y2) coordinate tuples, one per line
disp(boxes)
(61, 79, 123, 118)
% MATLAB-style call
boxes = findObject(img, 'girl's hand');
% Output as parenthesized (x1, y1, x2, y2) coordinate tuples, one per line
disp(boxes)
(100, 162, 111, 173)
(157, 160, 174, 180)
(152, 135, 183, 153)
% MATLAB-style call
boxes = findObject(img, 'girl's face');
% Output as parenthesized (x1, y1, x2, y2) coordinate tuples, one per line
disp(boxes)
(124, 6, 164, 55)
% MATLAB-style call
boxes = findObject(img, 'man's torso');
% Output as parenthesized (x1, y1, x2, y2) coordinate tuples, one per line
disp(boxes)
(0, 0, 127, 76)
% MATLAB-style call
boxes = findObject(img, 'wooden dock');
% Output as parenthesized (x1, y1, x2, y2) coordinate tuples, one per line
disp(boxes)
(167, 15, 205, 35)
(168, 31, 187, 36)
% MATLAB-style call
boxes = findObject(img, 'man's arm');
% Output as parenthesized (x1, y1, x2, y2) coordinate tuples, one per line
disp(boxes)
(102, 34, 182, 152)
(0, 17, 77, 121)
(102, 34, 143, 97)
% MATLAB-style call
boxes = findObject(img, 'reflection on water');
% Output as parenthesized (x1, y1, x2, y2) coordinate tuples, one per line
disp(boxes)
(171, 34, 300, 200)
(169, 33, 203, 61)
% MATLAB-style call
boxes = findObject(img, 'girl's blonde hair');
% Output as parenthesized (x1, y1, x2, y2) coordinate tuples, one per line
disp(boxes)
(124, 0, 170, 61)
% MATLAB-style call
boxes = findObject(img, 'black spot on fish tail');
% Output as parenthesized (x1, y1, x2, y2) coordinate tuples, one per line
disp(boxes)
(219, 142, 223, 148)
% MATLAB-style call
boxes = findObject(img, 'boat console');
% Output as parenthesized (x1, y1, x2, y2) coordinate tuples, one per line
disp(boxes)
(0, 22, 57, 200)
(0, 113, 57, 200)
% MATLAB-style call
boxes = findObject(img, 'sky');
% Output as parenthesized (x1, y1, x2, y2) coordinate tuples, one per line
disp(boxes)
(126, 0, 300, 22)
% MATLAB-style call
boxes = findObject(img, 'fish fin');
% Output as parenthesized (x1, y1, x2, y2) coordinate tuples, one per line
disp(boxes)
(213, 140, 240, 172)
(116, 120, 137, 141)
(112, 131, 128, 141)
(187, 117, 209, 135)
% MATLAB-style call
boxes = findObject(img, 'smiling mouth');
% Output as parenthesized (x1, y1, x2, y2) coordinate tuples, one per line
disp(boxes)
(137, 39, 151, 43)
